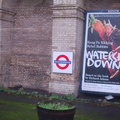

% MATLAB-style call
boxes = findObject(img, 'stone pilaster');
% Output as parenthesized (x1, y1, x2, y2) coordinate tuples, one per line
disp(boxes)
(49, 0, 85, 97)
(0, 8, 16, 87)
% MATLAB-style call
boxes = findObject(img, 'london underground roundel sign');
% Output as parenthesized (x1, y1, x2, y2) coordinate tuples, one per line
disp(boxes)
(52, 52, 73, 74)
(55, 55, 70, 70)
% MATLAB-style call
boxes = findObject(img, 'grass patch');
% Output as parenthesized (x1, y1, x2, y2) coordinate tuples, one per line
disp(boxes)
(0, 98, 113, 120)
(0, 88, 119, 120)
(0, 99, 38, 120)
(0, 98, 81, 120)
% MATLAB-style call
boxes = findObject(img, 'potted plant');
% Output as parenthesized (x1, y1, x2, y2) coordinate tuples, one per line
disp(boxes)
(36, 100, 76, 120)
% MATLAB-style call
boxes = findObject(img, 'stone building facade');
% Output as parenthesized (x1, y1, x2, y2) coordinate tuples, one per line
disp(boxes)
(0, 0, 120, 96)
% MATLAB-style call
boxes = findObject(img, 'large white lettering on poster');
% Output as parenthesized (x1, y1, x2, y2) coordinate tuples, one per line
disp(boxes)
(87, 50, 120, 69)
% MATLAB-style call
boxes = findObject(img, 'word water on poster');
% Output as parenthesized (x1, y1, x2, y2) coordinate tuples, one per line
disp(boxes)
(81, 10, 120, 94)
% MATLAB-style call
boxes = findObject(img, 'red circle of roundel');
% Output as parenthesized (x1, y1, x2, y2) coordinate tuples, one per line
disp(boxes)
(56, 55, 70, 70)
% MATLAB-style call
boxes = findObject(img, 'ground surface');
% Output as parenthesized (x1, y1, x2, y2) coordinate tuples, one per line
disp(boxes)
(0, 91, 120, 120)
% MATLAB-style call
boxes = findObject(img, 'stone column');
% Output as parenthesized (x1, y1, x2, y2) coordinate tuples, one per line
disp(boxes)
(49, 0, 85, 97)
(0, 7, 16, 87)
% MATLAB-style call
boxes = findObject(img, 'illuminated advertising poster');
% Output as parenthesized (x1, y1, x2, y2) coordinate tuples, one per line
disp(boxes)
(81, 10, 120, 94)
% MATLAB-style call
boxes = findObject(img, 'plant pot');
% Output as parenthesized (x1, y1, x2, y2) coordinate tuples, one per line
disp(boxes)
(36, 101, 76, 120)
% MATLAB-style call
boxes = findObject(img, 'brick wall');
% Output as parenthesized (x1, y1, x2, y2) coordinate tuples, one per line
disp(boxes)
(0, 9, 15, 87)
(85, 0, 120, 11)
(49, 0, 85, 96)
(1, 0, 120, 95)
(9, 0, 53, 90)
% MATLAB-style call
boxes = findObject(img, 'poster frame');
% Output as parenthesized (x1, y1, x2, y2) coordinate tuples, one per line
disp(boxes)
(80, 10, 120, 96)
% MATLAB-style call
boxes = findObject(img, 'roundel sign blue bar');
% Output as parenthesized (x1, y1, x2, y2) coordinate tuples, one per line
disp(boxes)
(52, 52, 73, 74)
